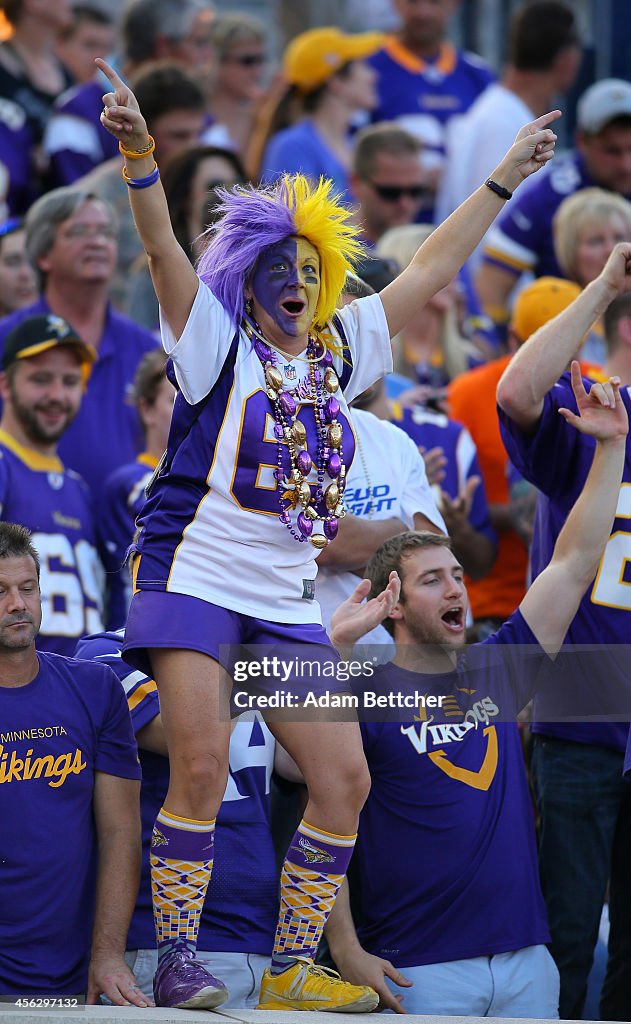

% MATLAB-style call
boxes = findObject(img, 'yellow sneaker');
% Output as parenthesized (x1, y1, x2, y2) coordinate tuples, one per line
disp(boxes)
(257, 957, 379, 1012)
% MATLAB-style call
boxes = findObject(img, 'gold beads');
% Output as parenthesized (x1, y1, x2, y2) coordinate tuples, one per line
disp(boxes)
(304, 505, 319, 520)
(265, 365, 283, 392)
(298, 482, 311, 506)
(310, 534, 328, 550)
(324, 369, 339, 393)
(325, 483, 339, 510)
(328, 423, 342, 448)
(291, 420, 307, 446)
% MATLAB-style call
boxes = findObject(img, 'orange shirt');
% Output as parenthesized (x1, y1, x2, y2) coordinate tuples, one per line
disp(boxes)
(448, 355, 528, 620)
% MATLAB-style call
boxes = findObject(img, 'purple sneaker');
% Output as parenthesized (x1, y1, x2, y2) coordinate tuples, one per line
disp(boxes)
(153, 950, 229, 1009)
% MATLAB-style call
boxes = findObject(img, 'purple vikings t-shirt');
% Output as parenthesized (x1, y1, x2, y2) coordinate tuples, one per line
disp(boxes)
(0, 299, 158, 498)
(0, 430, 105, 655)
(499, 371, 631, 751)
(0, 653, 140, 996)
(74, 630, 278, 954)
(352, 611, 549, 967)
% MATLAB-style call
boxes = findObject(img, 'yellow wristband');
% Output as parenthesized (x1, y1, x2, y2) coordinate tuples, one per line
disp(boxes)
(119, 135, 155, 159)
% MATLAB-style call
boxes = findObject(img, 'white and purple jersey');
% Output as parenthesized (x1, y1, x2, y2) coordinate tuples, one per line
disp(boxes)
(74, 629, 278, 954)
(500, 371, 631, 751)
(132, 283, 392, 624)
(0, 429, 105, 655)
(353, 611, 549, 967)
(0, 651, 141, 996)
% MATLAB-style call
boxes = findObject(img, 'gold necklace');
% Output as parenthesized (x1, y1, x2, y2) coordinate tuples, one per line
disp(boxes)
(354, 426, 374, 520)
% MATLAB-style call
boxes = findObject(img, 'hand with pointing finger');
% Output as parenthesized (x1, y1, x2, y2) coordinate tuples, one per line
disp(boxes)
(95, 58, 150, 151)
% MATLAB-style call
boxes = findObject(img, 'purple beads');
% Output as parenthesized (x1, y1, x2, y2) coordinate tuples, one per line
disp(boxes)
(279, 392, 296, 417)
(324, 517, 339, 540)
(323, 397, 340, 422)
(279, 510, 291, 524)
(273, 422, 285, 440)
(297, 511, 313, 537)
(327, 452, 342, 478)
(322, 350, 333, 367)
(298, 450, 312, 475)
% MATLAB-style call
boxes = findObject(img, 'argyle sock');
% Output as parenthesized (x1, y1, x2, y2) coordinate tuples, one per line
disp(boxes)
(150, 807, 216, 962)
(270, 819, 356, 975)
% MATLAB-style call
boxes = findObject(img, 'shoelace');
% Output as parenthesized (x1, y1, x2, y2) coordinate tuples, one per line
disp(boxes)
(294, 958, 351, 988)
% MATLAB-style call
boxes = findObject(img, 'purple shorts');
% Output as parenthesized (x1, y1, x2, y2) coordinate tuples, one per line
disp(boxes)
(123, 590, 344, 701)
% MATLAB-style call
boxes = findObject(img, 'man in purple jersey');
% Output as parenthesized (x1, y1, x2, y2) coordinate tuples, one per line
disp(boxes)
(0, 520, 147, 1005)
(477, 79, 631, 331)
(497, 243, 631, 1019)
(324, 361, 627, 1017)
(0, 313, 107, 653)
(0, 187, 157, 498)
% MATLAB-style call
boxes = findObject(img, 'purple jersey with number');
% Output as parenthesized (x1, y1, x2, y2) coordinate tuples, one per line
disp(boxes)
(127, 284, 392, 626)
(499, 371, 631, 751)
(0, 652, 140, 996)
(74, 629, 278, 953)
(352, 611, 549, 966)
(0, 430, 104, 655)
(482, 152, 630, 280)
(0, 297, 158, 498)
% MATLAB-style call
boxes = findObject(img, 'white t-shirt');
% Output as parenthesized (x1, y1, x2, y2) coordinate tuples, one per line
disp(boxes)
(316, 408, 445, 646)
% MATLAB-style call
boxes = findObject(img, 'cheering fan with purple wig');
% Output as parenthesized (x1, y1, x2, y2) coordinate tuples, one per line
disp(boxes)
(96, 53, 560, 1012)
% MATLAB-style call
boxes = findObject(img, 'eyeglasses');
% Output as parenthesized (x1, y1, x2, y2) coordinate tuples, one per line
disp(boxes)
(368, 182, 427, 202)
(225, 53, 265, 67)
(59, 223, 117, 240)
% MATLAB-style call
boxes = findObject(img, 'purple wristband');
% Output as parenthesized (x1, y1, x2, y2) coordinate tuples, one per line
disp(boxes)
(125, 166, 160, 190)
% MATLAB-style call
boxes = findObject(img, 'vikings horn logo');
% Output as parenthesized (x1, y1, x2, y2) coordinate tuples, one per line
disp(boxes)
(151, 827, 169, 848)
(294, 836, 335, 864)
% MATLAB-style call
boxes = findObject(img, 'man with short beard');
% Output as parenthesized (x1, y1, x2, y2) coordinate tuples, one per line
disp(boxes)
(0, 313, 105, 654)
(324, 362, 629, 1018)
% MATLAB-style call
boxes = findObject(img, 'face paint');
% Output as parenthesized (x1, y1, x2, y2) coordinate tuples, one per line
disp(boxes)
(250, 236, 320, 339)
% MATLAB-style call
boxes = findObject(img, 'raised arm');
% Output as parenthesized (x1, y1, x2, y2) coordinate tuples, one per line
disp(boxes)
(519, 362, 628, 652)
(378, 111, 560, 338)
(497, 243, 631, 431)
(96, 59, 199, 339)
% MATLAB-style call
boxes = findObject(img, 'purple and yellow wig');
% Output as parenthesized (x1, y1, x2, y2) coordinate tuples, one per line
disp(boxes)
(196, 174, 365, 329)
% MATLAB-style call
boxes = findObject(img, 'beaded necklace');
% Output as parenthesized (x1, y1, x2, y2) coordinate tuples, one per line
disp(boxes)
(245, 317, 347, 549)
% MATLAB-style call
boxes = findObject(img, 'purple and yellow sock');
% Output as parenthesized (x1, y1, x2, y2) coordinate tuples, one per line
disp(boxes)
(271, 819, 356, 975)
(150, 807, 216, 962)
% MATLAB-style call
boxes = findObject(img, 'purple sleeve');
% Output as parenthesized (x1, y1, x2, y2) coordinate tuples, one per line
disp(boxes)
(498, 373, 588, 499)
(474, 609, 547, 712)
(95, 667, 142, 779)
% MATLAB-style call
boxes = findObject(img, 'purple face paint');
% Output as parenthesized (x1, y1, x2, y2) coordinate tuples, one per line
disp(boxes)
(250, 236, 320, 339)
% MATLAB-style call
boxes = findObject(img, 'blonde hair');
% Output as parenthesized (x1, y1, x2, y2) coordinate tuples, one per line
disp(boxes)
(376, 224, 474, 380)
(553, 187, 631, 283)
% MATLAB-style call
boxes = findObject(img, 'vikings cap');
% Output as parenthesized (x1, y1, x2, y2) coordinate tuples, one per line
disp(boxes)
(2, 314, 96, 377)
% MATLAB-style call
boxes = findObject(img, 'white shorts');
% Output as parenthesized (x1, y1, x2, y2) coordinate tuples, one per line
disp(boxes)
(125, 948, 270, 1008)
(384, 944, 559, 1018)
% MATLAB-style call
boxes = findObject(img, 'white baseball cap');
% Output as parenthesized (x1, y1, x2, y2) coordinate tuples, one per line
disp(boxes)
(577, 78, 631, 134)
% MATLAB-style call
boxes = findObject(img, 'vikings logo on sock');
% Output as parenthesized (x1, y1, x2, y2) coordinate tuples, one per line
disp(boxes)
(295, 836, 335, 864)
(152, 827, 169, 848)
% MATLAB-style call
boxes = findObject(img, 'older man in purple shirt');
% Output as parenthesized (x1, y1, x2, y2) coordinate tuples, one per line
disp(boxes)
(0, 186, 158, 499)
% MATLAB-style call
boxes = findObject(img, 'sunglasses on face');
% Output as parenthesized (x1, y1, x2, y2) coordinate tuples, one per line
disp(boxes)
(226, 53, 265, 67)
(368, 182, 427, 202)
